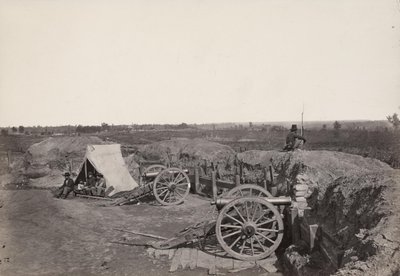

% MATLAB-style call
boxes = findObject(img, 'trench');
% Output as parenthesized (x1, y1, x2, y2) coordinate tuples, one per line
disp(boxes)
(229, 150, 398, 276)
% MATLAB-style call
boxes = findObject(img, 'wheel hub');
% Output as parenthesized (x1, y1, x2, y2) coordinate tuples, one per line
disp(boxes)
(242, 223, 256, 237)
(168, 183, 176, 191)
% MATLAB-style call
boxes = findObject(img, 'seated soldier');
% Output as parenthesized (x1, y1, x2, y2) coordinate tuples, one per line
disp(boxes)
(85, 172, 96, 195)
(283, 124, 306, 151)
(92, 174, 106, 196)
(56, 172, 75, 199)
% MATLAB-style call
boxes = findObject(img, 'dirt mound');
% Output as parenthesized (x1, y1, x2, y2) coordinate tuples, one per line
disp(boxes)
(237, 149, 398, 275)
(136, 138, 236, 175)
(123, 154, 140, 181)
(21, 136, 104, 188)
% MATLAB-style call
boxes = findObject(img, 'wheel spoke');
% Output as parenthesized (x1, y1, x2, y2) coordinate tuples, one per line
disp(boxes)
(254, 234, 266, 252)
(254, 209, 273, 224)
(174, 173, 186, 183)
(258, 228, 279, 233)
(240, 239, 248, 254)
(174, 190, 184, 198)
(251, 203, 260, 221)
(229, 235, 242, 249)
(175, 186, 188, 192)
(225, 213, 244, 226)
(222, 230, 241, 239)
(159, 176, 169, 185)
(176, 182, 189, 187)
(256, 218, 276, 227)
(220, 224, 242, 229)
(162, 190, 170, 202)
(158, 189, 169, 197)
(255, 231, 275, 244)
(232, 206, 246, 223)
(244, 202, 250, 222)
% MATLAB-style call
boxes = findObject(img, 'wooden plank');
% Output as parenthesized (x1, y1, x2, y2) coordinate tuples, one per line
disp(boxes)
(196, 250, 212, 269)
(168, 249, 175, 260)
(208, 254, 216, 275)
(216, 256, 234, 269)
(76, 194, 113, 201)
(169, 248, 182, 272)
(180, 248, 191, 270)
(189, 248, 197, 269)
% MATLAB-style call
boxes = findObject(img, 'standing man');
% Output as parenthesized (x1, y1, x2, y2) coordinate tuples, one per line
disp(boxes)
(283, 124, 307, 151)
(56, 172, 75, 199)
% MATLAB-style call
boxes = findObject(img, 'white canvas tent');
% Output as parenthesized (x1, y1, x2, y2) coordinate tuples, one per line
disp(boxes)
(75, 144, 138, 196)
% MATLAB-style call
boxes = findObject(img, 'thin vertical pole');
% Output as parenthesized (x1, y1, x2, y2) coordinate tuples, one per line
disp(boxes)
(263, 167, 268, 191)
(269, 165, 274, 185)
(235, 175, 240, 187)
(84, 160, 87, 179)
(211, 171, 217, 201)
(194, 166, 200, 194)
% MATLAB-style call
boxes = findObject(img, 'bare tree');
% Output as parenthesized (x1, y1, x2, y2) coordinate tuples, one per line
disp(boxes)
(387, 113, 400, 129)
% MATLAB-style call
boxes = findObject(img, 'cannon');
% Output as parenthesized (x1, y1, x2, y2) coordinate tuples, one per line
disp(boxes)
(149, 184, 292, 261)
(112, 166, 191, 206)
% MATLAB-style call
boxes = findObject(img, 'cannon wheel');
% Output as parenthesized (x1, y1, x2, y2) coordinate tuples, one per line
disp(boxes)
(216, 197, 284, 261)
(227, 184, 272, 198)
(153, 167, 190, 206)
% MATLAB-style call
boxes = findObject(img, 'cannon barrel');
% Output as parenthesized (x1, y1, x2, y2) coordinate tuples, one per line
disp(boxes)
(211, 196, 292, 209)
(144, 168, 189, 178)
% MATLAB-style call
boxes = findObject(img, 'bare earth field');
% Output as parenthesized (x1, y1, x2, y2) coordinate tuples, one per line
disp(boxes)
(0, 191, 270, 276)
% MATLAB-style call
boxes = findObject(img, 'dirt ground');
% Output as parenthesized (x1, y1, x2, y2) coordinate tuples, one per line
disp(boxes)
(0, 190, 273, 276)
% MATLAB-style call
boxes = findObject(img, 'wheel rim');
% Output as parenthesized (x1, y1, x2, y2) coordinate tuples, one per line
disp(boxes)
(153, 167, 190, 206)
(227, 184, 272, 198)
(141, 164, 166, 185)
(216, 197, 284, 261)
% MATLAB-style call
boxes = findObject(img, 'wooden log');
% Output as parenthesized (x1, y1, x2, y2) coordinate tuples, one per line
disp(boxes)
(290, 207, 300, 244)
(269, 165, 274, 185)
(75, 194, 113, 201)
(114, 228, 167, 240)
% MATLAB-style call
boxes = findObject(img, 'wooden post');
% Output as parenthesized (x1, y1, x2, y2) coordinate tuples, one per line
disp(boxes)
(84, 160, 87, 179)
(263, 167, 268, 191)
(138, 162, 142, 186)
(7, 150, 11, 168)
(269, 165, 274, 185)
(287, 180, 291, 196)
(194, 166, 200, 194)
(211, 171, 217, 201)
(309, 224, 319, 252)
(239, 162, 243, 183)
(235, 175, 240, 187)
(290, 207, 300, 243)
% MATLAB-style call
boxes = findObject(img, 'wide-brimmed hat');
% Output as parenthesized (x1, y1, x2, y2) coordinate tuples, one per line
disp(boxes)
(290, 124, 298, 131)
(63, 172, 70, 177)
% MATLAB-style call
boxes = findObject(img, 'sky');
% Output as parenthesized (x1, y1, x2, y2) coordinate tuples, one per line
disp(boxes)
(0, 0, 399, 126)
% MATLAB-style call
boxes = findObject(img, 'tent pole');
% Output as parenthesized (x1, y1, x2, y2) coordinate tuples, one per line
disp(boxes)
(85, 160, 87, 179)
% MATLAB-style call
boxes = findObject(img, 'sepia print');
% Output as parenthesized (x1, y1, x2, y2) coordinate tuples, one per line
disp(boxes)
(0, 0, 399, 275)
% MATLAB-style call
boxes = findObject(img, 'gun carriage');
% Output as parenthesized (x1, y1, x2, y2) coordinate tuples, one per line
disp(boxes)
(112, 165, 191, 206)
(149, 184, 292, 261)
